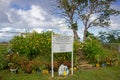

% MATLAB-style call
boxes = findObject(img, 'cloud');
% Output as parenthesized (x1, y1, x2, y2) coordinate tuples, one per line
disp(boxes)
(10, 0, 57, 11)
(0, 0, 68, 41)
(0, 12, 10, 23)
(110, 15, 120, 30)
(0, 0, 66, 29)
(16, 5, 48, 26)
(32, 28, 43, 33)
(11, 5, 67, 29)
(110, 2, 120, 30)
(0, 0, 12, 9)
(0, 0, 12, 23)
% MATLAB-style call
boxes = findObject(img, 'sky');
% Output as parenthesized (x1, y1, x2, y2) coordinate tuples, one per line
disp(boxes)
(0, 0, 120, 42)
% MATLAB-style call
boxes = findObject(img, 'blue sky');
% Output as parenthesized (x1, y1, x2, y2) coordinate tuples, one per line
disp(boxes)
(0, 0, 120, 41)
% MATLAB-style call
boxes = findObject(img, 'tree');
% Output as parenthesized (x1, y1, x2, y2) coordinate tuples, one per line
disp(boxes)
(77, 0, 120, 40)
(99, 30, 120, 43)
(57, 0, 120, 41)
(98, 31, 108, 43)
(57, 0, 79, 40)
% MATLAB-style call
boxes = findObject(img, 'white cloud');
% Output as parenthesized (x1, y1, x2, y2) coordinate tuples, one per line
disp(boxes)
(6, 12, 13, 23)
(0, 27, 12, 31)
(13, 5, 67, 28)
(32, 28, 43, 33)
(0, 0, 67, 41)
(0, 0, 13, 23)
(0, 0, 12, 10)
(17, 5, 46, 21)
(110, 15, 120, 30)
(0, 3, 66, 30)
(110, 2, 120, 30)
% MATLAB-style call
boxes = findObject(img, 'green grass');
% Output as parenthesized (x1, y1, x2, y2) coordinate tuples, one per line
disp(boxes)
(0, 66, 120, 80)
(0, 43, 9, 54)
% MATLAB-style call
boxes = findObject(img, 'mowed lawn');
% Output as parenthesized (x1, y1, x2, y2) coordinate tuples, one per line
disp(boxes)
(0, 66, 120, 80)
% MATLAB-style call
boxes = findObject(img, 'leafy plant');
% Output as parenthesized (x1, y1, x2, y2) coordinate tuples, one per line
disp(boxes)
(8, 63, 17, 69)
(10, 31, 52, 59)
(83, 36, 106, 63)
(5, 52, 19, 70)
(0, 43, 9, 70)
(19, 59, 32, 73)
(0, 56, 8, 70)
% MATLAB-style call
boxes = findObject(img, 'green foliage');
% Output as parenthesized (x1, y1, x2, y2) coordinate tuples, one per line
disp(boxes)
(54, 52, 71, 70)
(73, 40, 83, 53)
(103, 48, 120, 66)
(9, 31, 82, 71)
(0, 43, 9, 70)
(6, 52, 20, 70)
(73, 40, 85, 66)
(83, 36, 106, 63)
(54, 53, 71, 62)
(10, 31, 52, 59)
(83, 34, 120, 65)
(98, 30, 120, 54)
(0, 55, 8, 70)
(99, 30, 120, 43)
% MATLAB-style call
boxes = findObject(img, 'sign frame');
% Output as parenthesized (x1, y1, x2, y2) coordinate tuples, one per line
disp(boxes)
(51, 33, 74, 77)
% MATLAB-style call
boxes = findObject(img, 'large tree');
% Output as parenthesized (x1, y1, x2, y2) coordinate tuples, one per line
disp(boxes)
(57, 0, 120, 41)
(57, 0, 79, 40)
(77, 0, 119, 40)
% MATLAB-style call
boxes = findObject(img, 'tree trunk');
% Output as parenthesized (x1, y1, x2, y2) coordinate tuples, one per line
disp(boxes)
(70, 17, 79, 40)
(73, 28, 79, 40)
(83, 27, 87, 41)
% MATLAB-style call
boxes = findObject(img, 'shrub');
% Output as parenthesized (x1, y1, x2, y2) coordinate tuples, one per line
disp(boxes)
(9, 31, 83, 71)
(0, 56, 8, 70)
(18, 58, 32, 73)
(0, 43, 9, 70)
(83, 36, 106, 63)
(10, 31, 51, 59)
(104, 49, 120, 66)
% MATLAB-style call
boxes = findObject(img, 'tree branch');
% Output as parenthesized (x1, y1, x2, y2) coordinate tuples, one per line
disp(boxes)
(87, 18, 98, 29)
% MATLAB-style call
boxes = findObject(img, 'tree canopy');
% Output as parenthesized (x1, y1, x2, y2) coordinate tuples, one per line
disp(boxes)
(57, 0, 120, 41)
(98, 30, 120, 43)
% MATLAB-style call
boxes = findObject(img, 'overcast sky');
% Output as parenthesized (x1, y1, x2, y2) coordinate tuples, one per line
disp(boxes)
(0, 0, 120, 42)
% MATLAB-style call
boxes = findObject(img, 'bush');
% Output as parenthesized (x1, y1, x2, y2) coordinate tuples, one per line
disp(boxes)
(0, 56, 8, 70)
(0, 43, 9, 70)
(10, 31, 51, 59)
(9, 31, 83, 72)
(104, 50, 120, 66)
(18, 57, 32, 73)
(83, 36, 106, 63)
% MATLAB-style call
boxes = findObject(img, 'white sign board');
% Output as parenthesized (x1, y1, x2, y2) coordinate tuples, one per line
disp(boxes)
(51, 34, 74, 77)
(52, 35, 73, 53)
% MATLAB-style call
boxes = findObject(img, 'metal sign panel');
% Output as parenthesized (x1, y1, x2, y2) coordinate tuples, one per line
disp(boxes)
(52, 35, 73, 53)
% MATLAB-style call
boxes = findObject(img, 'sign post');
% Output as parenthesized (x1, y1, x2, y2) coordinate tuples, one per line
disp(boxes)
(51, 33, 73, 77)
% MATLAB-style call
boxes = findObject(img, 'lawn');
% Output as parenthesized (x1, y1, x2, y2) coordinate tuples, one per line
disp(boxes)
(0, 66, 120, 80)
